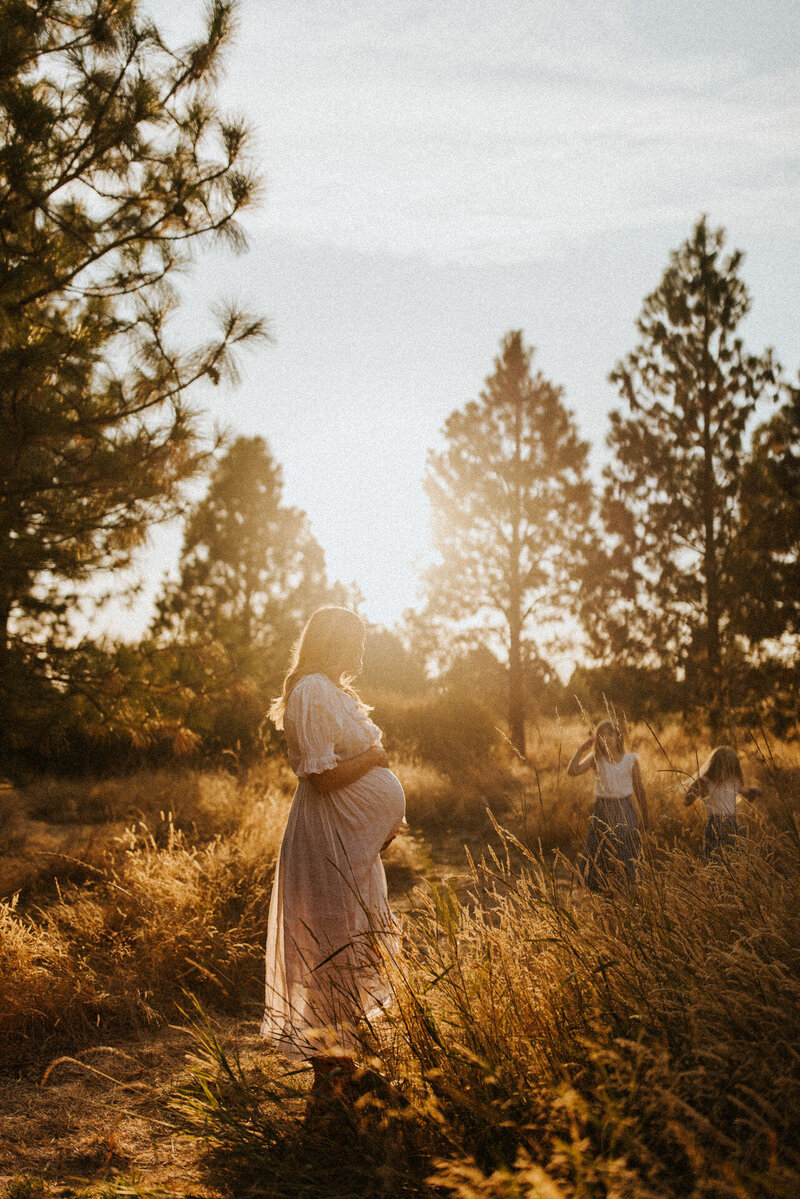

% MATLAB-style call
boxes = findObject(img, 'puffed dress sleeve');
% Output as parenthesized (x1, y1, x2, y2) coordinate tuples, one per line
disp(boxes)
(289, 675, 344, 778)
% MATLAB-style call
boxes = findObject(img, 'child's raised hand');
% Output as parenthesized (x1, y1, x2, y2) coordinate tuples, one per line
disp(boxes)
(566, 736, 597, 776)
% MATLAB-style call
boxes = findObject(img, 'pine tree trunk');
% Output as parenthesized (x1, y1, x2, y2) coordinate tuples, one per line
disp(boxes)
(0, 590, 12, 774)
(508, 381, 526, 757)
(0, 591, 10, 656)
(508, 611, 526, 757)
(701, 289, 723, 740)
(703, 517, 723, 739)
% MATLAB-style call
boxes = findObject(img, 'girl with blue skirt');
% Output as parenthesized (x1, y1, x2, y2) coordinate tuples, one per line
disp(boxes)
(568, 720, 650, 890)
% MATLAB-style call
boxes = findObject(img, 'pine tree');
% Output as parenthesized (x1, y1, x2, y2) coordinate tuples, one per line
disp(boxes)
(0, 0, 266, 759)
(736, 384, 800, 647)
(583, 218, 780, 733)
(422, 331, 591, 754)
(150, 436, 344, 758)
(155, 436, 330, 677)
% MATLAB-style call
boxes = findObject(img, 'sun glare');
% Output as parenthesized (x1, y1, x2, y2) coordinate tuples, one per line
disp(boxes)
(289, 436, 430, 628)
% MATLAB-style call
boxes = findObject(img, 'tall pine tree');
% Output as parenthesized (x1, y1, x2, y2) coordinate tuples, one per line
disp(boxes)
(736, 383, 800, 646)
(0, 0, 266, 760)
(152, 436, 349, 756)
(422, 331, 591, 754)
(581, 218, 780, 733)
(155, 436, 331, 671)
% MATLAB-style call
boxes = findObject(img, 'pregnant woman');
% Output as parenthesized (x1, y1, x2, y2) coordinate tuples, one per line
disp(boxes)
(260, 606, 406, 1107)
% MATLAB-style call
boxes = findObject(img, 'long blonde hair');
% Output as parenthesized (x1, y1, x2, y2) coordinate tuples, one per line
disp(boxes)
(697, 746, 743, 787)
(269, 606, 366, 730)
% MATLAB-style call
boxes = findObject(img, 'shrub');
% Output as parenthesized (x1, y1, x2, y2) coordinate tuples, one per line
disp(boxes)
(374, 689, 502, 779)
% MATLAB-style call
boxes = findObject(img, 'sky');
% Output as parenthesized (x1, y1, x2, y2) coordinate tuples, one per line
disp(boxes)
(109, 0, 800, 653)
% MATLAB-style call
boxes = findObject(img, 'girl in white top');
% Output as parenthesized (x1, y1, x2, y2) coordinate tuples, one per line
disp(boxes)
(260, 606, 406, 1109)
(684, 746, 761, 859)
(567, 720, 650, 890)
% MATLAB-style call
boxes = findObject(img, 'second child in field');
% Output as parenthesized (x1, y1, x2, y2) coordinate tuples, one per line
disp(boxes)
(567, 720, 650, 890)
(684, 746, 762, 860)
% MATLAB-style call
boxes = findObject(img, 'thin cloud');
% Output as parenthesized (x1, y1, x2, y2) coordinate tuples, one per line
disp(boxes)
(224, 2, 798, 262)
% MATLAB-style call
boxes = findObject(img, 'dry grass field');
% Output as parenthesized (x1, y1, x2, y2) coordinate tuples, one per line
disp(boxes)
(1, 717, 799, 1197)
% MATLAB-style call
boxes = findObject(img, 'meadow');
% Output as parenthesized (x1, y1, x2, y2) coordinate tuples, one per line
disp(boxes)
(1, 715, 799, 1198)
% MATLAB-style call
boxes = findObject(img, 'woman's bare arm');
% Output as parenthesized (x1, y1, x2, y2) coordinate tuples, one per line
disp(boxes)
(308, 743, 389, 793)
(632, 757, 650, 830)
(567, 737, 595, 776)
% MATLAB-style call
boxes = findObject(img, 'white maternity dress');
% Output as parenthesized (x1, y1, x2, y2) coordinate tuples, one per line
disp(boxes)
(260, 673, 406, 1060)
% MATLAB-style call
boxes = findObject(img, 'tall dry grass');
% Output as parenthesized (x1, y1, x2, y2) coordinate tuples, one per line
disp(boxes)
(16, 760, 294, 834)
(177, 823, 800, 1197)
(173, 727, 800, 1199)
(0, 770, 290, 1069)
(3, 719, 800, 1196)
(398, 829, 800, 1195)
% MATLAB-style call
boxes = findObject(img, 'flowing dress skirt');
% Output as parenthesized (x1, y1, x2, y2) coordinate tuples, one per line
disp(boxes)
(261, 767, 405, 1060)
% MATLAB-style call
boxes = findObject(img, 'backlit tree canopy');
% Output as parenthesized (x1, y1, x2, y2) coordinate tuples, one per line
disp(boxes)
(152, 436, 345, 757)
(580, 218, 781, 733)
(155, 436, 330, 667)
(0, 0, 266, 761)
(423, 331, 591, 754)
(736, 384, 800, 644)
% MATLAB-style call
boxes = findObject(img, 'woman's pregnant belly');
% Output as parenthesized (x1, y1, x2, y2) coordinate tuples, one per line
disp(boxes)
(326, 766, 405, 863)
(287, 766, 405, 881)
(366, 766, 406, 830)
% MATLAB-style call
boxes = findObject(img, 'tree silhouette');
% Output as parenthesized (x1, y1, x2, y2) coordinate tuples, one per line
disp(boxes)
(0, 0, 266, 760)
(422, 331, 591, 754)
(581, 218, 780, 733)
(736, 383, 800, 647)
(155, 436, 331, 680)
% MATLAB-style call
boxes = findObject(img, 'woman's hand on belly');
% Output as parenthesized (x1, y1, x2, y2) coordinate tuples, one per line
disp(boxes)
(379, 816, 407, 852)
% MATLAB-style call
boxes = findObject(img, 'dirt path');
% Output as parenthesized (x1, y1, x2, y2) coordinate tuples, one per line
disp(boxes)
(1, 1025, 215, 1194)
(0, 1019, 289, 1197)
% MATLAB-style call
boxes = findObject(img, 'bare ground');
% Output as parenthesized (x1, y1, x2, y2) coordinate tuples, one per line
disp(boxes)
(0, 1019, 290, 1197)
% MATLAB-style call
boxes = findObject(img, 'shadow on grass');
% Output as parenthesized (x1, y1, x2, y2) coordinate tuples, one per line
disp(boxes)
(170, 1001, 433, 1199)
